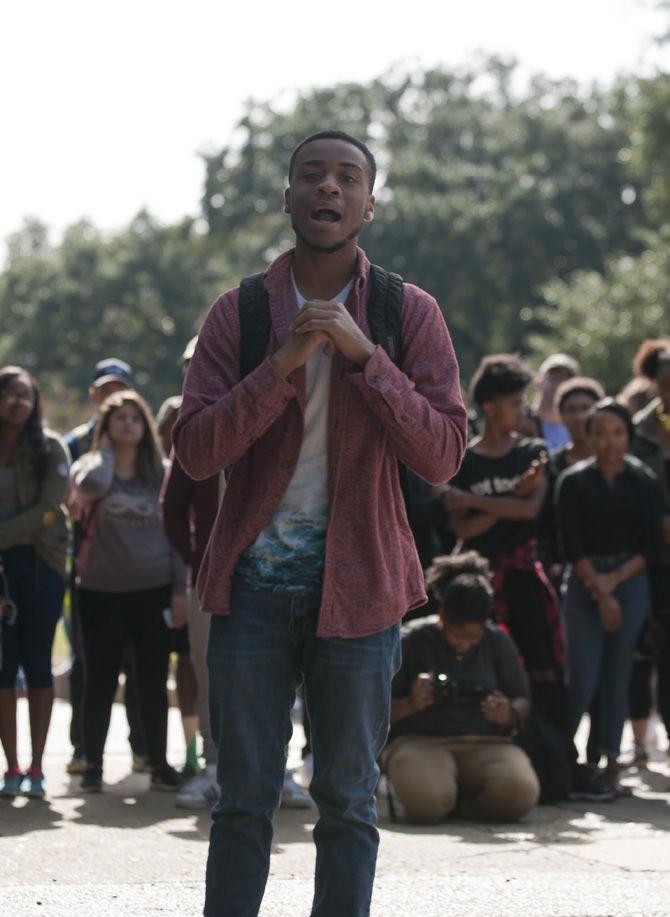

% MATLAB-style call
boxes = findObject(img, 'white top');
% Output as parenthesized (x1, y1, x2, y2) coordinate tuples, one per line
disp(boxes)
(236, 275, 354, 594)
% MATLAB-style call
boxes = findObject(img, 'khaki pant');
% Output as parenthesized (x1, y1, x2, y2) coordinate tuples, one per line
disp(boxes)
(384, 736, 539, 823)
(187, 586, 216, 765)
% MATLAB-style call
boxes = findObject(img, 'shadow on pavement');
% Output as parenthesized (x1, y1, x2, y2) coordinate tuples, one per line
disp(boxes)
(377, 763, 670, 846)
(0, 798, 64, 837)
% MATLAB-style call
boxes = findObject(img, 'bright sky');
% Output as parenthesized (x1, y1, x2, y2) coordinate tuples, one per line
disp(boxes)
(2, 0, 668, 262)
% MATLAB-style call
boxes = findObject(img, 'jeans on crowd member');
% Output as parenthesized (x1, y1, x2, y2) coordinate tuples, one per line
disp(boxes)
(565, 557, 650, 760)
(204, 578, 401, 917)
(187, 587, 216, 766)
(78, 585, 172, 770)
(0, 545, 64, 689)
(384, 736, 539, 823)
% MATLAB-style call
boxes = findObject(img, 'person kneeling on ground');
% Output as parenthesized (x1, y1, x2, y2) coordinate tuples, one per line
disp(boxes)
(384, 552, 539, 823)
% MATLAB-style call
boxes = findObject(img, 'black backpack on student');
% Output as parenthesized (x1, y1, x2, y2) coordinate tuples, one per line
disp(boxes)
(237, 265, 411, 511)
(237, 265, 404, 376)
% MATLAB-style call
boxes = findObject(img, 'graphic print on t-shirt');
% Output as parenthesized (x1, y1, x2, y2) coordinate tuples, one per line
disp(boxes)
(450, 437, 546, 561)
(102, 477, 159, 526)
(235, 275, 354, 595)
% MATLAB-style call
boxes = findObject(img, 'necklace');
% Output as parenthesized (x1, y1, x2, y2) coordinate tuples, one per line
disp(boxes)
(656, 401, 670, 435)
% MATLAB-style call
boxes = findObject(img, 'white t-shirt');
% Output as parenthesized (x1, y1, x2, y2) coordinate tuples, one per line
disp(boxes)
(236, 275, 354, 594)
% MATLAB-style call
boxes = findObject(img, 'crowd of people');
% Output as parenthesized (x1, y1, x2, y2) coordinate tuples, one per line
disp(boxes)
(0, 352, 311, 808)
(393, 340, 670, 818)
(0, 336, 668, 818)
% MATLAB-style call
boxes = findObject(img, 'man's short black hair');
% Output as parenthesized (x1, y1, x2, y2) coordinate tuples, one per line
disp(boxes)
(288, 130, 377, 192)
(469, 354, 533, 409)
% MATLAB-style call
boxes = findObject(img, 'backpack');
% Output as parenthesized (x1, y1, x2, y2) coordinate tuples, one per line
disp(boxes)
(237, 264, 404, 376)
(237, 265, 411, 513)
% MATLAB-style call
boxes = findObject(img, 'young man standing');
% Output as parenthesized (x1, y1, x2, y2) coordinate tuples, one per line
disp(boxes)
(173, 131, 466, 917)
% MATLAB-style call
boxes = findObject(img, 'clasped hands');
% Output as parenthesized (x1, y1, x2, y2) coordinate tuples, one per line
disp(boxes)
(270, 300, 376, 378)
(585, 571, 624, 633)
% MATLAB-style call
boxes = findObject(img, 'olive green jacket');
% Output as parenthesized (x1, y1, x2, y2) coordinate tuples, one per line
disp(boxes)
(632, 397, 670, 567)
(0, 430, 71, 578)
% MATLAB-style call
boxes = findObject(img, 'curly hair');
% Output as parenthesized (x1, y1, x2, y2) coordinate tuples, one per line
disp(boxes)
(425, 551, 493, 622)
(92, 390, 164, 486)
(468, 354, 533, 409)
(633, 339, 670, 381)
(0, 366, 49, 484)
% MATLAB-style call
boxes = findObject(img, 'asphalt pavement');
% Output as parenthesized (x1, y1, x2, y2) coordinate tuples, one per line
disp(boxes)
(1, 698, 669, 917)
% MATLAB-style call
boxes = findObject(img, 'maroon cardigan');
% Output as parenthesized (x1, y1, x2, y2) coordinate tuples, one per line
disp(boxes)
(172, 247, 467, 637)
(160, 452, 219, 587)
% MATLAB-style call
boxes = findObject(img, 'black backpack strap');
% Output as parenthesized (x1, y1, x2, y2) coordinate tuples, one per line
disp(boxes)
(367, 264, 404, 366)
(238, 272, 272, 379)
(367, 265, 412, 516)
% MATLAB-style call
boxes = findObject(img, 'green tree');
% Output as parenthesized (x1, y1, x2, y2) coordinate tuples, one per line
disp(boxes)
(527, 229, 670, 392)
(0, 213, 229, 429)
(202, 60, 651, 378)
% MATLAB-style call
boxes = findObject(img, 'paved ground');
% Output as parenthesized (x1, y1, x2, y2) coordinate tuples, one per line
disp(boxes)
(2, 698, 670, 916)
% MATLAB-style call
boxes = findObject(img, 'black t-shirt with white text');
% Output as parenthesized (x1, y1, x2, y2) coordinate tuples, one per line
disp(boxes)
(451, 437, 546, 561)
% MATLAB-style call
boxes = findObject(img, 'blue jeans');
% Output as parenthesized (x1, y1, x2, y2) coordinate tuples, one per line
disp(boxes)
(565, 559, 649, 759)
(204, 580, 401, 917)
(0, 546, 64, 689)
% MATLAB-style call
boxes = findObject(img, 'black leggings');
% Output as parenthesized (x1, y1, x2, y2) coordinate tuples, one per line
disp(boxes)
(628, 638, 670, 734)
(78, 585, 172, 770)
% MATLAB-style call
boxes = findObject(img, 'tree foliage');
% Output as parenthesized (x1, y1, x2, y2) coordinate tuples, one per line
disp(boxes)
(202, 60, 652, 378)
(528, 230, 670, 393)
(0, 214, 229, 428)
(0, 58, 668, 429)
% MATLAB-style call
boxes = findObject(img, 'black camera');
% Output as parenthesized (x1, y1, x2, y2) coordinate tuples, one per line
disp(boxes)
(433, 673, 489, 702)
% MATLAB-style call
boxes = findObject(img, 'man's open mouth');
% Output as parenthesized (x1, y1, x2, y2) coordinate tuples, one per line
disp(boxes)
(311, 208, 342, 223)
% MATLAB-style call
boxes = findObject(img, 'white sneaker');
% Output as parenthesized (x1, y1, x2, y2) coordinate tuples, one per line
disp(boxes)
(175, 765, 219, 810)
(294, 753, 313, 789)
(281, 770, 312, 809)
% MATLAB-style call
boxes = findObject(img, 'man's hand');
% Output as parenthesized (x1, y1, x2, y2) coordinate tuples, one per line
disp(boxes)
(270, 328, 332, 378)
(441, 485, 473, 511)
(170, 593, 188, 629)
(481, 691, 512, 726)
(291, 300, 376, 367)
(514, 454, 547, 497)
(410, 674, 436, 713)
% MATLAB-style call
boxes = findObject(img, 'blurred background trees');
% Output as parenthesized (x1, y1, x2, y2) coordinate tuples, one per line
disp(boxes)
(1, 57, 668, 427)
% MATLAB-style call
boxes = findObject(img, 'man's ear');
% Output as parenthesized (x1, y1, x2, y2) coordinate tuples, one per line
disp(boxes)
(283, 188, 291, 214)
(363, 194, 375, 222)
